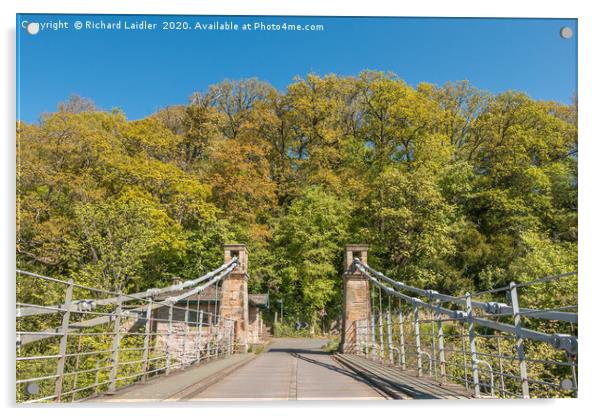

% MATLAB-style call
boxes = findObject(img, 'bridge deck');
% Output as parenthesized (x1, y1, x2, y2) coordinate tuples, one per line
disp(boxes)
(335, 354, 473, 399)
(188, 338, 385, 401)
(90, 338, 473, 402)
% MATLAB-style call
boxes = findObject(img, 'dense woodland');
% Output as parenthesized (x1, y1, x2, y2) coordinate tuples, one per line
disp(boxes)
(17, 72, 577, 328)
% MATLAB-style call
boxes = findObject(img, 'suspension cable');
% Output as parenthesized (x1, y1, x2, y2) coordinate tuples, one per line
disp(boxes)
(352, 259, 577, 324)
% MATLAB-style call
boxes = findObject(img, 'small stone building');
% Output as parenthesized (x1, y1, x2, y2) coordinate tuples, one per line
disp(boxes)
(248, 293, 269, 344)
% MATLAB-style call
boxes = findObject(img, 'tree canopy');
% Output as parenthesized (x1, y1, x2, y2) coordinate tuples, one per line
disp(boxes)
(17, 73, 577, 325)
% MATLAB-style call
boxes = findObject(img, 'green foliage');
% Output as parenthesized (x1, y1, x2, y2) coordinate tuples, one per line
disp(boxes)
(322, 339, 340, 354)
(248, 344, 266, 355)
(368, 166, 463, 291)
(73, 193, 186, 291)
(271, 186, 351, 328)
(272, 322, 312, 338)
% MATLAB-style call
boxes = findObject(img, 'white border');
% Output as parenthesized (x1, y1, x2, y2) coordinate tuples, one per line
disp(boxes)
(2, 1, 600, 416)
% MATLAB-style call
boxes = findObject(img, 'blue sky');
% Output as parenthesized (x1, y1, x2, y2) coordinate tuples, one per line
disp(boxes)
(17, 15, 577, 123)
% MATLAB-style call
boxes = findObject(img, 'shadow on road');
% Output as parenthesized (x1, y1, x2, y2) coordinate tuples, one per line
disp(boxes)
(288, 352, 395, 393)
(291, 352, 441, 399)
(268, 348, 328, 355)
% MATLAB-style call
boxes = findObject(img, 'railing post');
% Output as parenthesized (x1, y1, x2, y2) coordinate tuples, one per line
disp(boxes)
(196, 310, 204, 363)
(218, 315, 223, 357)
(386, 310, 394, 364)
(496, 332, 506, 398)
(218, 316, 222, 357)
(460, 322, 469, 390)
(94, 360, 100, 395)
(354, 321, 359, 355)
(108, 293, 123, 394)
(413, 301, 422, 377)
(398, 310, 406, 370)
(356, 320, 361, 355)
(165, 303, 174, 375)
(182, 301, 190, 367)
(378, 312, 385, 363)
(465, 293, 480, 397)
(568, 352, 578, 391)
(225, 320, 229, 355)
(370, 314, 376, 361)
(209, 312, 214, 359)
(436, 300, 447, 382)
(364, 319, 369, 357)
(224, 319, 229, 356)
(509, 282, 530, 399)
(430, 307, 437, 380)
(230, 319, 235, 355)
(225, 318, 230, 356)
(70, 330, 83, 401)
(141, 300, 153, 381)
(54, 279, 74, 402)
(354, 321, 359, 354)
(221, 317, 226, 357)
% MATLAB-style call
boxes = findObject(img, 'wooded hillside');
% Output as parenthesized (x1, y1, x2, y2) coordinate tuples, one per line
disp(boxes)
(17, 72, 577, 324)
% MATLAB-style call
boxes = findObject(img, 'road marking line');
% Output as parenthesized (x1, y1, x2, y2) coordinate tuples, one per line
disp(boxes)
(289, 353, 298, 400)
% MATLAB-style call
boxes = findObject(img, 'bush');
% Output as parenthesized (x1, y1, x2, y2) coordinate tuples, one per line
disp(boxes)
(273, 322, 312, 338)
(322, 339, 340, 354)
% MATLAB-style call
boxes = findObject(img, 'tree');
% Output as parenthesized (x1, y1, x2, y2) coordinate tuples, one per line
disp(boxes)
(72, 193, 186, 292)
(367, 167, 468, 292)
(272, 187, 351, 327)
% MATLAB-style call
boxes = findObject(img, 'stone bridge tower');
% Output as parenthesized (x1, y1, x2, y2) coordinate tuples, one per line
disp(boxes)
(340, 244, 371, 353)
(220, 244, 249, 352)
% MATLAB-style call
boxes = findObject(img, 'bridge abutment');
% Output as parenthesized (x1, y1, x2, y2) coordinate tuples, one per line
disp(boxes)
(220, 244, 249, 352)
(340, 244, 371, 353)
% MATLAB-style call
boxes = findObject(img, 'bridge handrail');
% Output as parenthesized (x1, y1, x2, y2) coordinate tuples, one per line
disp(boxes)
(164, 261, 239, 304)
(352, 260, 578, 324)
(17, 257, 239, 318)
(16, 262, 238, 347)
(353, 261, 578, 355)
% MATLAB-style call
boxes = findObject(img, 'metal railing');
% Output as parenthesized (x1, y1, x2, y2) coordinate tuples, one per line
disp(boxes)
(16, 259, 239, 403)
(349, 259, 578, 399)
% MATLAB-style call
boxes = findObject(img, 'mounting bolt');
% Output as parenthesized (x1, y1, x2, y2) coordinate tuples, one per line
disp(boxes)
(25, 383, 39, 396)
(560, 26, 573, 39)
